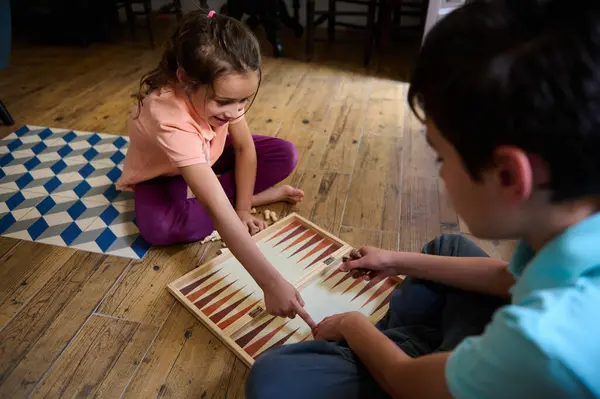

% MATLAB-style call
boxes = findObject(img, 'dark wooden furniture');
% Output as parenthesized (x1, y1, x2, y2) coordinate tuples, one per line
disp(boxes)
(115, 0, 184, 48)
(305, 0, 428, 66)
(222, 0, 303, 57)
(11, 0, 117, 47)
(1, 0, 14, 126)
(305, 0, 381, 66)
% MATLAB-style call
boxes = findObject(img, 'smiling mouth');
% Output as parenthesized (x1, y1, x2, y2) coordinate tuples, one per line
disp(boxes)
(213, 116, 229, 123)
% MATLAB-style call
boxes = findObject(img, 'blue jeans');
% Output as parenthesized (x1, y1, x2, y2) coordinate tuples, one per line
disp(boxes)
(245, 234, 508, 399)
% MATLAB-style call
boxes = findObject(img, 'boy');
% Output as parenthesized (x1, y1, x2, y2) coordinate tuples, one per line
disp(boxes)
(245, 0, 600, 398)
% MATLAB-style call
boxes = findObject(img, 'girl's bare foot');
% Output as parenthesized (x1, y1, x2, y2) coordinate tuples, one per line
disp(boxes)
(252, 185, 305, 207)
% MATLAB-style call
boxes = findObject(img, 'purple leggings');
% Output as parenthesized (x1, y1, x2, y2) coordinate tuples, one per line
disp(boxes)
(134, 135, 298, 245)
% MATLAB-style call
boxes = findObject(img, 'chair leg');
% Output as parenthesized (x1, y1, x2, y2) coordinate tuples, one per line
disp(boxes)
(327, 0, 336, 42)
(143, 0, 155, 48)
(293, 0, 300, 21)
(278, 0, 303, 37)
(364, 0, 377, 66)
(174, 0, 183, 20)
(0, 101, 15, 126)
(306, 0, 315, 61)
(376, 0, 387, 49)
(125, 1, 136, 38)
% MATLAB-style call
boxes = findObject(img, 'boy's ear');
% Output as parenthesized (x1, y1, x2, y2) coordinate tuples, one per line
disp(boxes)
(493, 146, 534, 204)
(176, 68, 188, 85)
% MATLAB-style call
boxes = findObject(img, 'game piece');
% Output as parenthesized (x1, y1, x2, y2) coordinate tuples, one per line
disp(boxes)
(250, 208, 257, 214)
(342, 249, 369, 278)
(168, 213, 402, 366)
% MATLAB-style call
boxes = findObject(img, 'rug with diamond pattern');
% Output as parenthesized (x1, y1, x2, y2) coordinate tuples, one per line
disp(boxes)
(0, 125, 151, 259)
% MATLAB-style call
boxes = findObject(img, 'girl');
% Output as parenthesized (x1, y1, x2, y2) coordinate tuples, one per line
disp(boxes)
(116, 10, 315, 329)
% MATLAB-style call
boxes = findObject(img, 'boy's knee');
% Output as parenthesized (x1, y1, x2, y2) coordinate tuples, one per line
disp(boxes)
(422, 233, 488, 258)
(246, 352, 289, 399)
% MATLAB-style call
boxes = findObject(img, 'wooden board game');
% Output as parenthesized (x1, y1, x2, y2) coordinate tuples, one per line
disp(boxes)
(168, 213, 401, 366)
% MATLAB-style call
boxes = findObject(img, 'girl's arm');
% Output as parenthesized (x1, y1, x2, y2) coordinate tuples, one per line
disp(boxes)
(180, 163, 317, 329)
(228, 118, 255, 213)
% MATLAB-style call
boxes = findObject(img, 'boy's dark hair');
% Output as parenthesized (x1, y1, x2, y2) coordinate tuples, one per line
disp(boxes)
(136, 10, 261, 109)
(408, 0, 600, 202)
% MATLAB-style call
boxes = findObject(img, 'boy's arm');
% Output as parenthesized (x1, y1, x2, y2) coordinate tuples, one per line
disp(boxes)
(227, 118, 256, 213)
(345, 250, 514, 299)
(392, 252, 514, 298)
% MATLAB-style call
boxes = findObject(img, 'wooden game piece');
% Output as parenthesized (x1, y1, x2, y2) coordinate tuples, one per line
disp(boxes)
(167, 213, 401, 367)
(250, 208, 257, 214)
(200, 232, 214, 244)
(343, 249, 369, 278)
(264, 209, 270, 220)
(270, 211, 278, 222)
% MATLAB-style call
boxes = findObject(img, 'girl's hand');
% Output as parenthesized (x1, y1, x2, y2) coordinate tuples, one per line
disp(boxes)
(263, 278, 317, 330)
(314, 312, 363, 341)
(339, 247, 398, 284)
(236, 210, 267, 235)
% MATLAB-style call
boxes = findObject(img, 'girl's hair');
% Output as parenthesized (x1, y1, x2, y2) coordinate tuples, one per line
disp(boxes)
(136, 10, 261, 109)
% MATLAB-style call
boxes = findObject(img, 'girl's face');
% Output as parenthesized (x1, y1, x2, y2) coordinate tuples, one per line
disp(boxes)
(187, 71, 260, 128)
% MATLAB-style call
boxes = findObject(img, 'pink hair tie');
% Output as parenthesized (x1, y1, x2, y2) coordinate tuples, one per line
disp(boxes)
(207, 10, 216, 18)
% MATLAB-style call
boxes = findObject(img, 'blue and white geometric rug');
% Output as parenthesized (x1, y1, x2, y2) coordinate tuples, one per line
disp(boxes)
(0, 126, 151, 259)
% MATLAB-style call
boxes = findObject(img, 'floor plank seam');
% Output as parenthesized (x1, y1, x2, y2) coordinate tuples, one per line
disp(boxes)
(118, 241, 217, 397)
(396, 113, 412, 251)
(26, 257, 134, 393)
(118, 300, 177, 399)
(0, 248, 79, 335)
(91, 312, 147, 324)
(339, 225, 397, 234)
(338, 78, 375, 229)
(0, 239, 22, 262)
(28, 311, 96, 397)
(156, 320, 191, 399)
(92, 259, 135, 315)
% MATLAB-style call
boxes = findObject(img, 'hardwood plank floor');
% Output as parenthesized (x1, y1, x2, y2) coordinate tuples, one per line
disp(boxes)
(0, 24, 514, 398)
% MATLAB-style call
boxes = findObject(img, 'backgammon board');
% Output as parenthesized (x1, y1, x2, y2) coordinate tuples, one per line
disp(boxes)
(168, 213, 401, 366)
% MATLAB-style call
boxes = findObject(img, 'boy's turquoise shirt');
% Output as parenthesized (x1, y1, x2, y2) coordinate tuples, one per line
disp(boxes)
(446, 213, 600, 398)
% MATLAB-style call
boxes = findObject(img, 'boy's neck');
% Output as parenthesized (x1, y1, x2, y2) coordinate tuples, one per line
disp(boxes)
(524, 197, 600, 252)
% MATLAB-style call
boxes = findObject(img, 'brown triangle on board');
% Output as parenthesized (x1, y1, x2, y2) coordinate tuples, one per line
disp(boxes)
(187, 274, 230, 302)
(362, 278, 397, 309)
(245, 321, 290, 357)
(194, 281, 236, 310)
(180, 268, 221, 295)
(202, 286, 244, 317)
(274, 225, 307, 248)
(297, 239, 330, 264)
(217, 299, 261, 330)
(235, 317, 277, 348)
(266, 221, 300, 242)
(257, 327, 300, 356)
(210, 293, 253, 323)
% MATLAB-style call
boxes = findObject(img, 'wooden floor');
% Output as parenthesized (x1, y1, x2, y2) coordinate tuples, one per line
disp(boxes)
(0, 26, 515, 398)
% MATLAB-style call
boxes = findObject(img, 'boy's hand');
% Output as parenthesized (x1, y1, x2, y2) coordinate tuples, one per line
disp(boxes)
(314, 312, 364, 341)
(263, 277, 317, 330)
(339, 247, 398, 284)
(236, 210, 267, 235)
